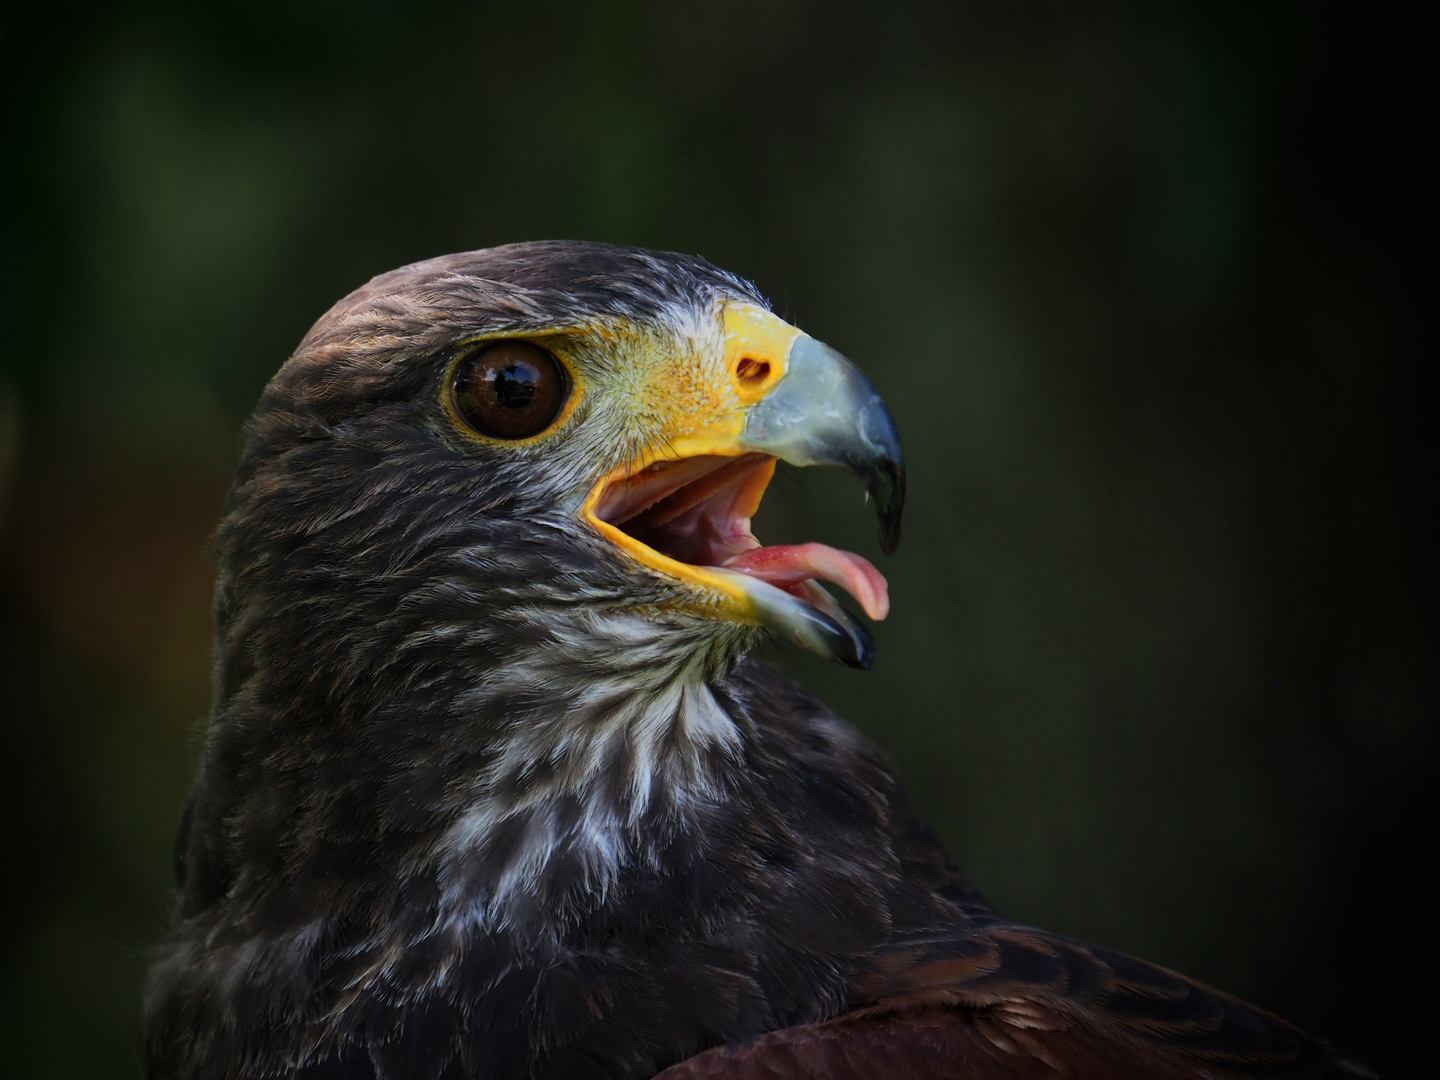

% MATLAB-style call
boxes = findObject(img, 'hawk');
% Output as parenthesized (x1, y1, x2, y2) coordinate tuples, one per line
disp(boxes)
(142, 242, 1369, 1079)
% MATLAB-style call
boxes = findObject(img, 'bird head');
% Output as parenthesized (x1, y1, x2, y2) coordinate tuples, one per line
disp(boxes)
(220, 242, 902, 698)
(188, 243, 904, 918)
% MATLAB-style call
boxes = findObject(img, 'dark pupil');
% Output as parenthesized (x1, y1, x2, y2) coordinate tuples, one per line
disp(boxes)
(453, 341, 565, 440)
(492, 363, 539, 409)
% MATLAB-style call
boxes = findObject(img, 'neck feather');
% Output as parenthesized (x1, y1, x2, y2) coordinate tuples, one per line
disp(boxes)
(434, 609, 756, 925)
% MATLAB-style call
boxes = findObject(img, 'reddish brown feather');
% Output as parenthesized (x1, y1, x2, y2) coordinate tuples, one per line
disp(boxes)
(655, 1008, 1203, 1079)
(656, 924, 1374, 1079)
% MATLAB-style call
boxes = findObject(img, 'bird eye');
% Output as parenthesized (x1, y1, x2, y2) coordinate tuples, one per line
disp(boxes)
(452, 341, 569, 440)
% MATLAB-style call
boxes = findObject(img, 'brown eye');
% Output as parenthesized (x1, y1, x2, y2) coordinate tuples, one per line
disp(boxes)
(452, 341, 568, 440)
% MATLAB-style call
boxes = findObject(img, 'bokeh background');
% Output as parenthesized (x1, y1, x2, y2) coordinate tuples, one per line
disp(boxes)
(1, 2, 1431, 1076)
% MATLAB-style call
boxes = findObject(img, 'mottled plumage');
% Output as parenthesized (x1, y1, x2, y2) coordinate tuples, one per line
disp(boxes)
(143, 242, 1369, 1079)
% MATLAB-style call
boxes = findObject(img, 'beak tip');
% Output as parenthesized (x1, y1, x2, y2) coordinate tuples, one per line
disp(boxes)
(841, 621, 878, 669)
(774, 591, 877, 669)
(869, 464, 906, 557)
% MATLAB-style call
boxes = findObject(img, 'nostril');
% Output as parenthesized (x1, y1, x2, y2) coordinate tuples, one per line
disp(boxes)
(736, 357, 770, 383)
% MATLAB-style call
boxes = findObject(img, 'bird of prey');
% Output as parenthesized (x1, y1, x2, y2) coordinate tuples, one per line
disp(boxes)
(142, 242, 1369, 1080)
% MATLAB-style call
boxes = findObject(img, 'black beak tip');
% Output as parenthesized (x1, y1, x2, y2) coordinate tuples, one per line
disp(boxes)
(869, 463, 906, 557)
(840, 618, 877, 670)
(797, 603, 877, 669)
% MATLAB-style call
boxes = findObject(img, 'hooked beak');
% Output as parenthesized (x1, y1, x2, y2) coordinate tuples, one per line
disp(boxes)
(585, 305, 905, 668)
(740, 334, 905, 556)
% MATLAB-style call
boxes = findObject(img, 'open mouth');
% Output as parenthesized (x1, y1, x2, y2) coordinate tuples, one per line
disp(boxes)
(587, 454, 889, 622)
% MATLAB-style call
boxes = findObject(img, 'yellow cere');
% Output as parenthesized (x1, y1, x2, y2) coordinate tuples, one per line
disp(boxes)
(722, 303, 801, 404)
(660, 303, 802, 460)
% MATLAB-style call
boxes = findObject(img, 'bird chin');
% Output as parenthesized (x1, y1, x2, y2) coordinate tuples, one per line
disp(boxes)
(584, 453, 885, 669)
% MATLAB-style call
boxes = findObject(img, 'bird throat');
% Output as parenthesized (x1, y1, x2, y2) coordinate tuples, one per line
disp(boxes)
(431, 607, 754, 928)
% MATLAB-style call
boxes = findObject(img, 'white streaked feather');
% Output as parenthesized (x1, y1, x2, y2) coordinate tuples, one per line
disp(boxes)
(434, 609, 747, 933)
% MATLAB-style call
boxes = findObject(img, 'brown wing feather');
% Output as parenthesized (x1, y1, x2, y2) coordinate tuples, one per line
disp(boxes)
(655, 1008, 1207, 1079)
(657, 923, 1373, 1079)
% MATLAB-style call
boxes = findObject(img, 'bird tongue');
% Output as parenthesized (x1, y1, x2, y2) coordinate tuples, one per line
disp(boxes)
(596, 454, 891, 624)
(722, 543, 890, 621)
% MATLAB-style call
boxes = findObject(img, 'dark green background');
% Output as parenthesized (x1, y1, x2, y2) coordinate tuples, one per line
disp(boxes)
(1, 2, 1431, 1076)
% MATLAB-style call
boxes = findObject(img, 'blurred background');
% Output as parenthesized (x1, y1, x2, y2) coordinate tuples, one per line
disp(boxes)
(1, 1, 1431, 1076)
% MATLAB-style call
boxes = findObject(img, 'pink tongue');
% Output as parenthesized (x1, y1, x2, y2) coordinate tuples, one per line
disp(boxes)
(722, 543, 890, 621)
